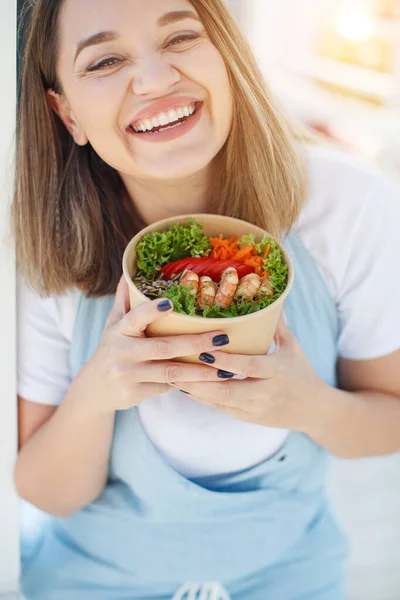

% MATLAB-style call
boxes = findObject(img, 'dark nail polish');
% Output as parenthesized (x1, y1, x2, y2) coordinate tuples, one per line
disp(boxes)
(180, 390, 189, 394)
(199, 353, 216, 364)
(158, 300, 172, 312)
(212, 334, 230, 347)
(217, 370, 234, 379)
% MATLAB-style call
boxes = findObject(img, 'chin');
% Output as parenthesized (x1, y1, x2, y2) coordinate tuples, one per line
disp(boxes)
(141, 151, 219, 180)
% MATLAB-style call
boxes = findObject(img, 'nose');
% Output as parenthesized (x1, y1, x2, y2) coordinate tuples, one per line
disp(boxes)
(132, 56, 181, 96)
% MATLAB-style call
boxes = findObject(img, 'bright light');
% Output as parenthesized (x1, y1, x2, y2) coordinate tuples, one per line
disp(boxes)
(335, 3, 375, 42)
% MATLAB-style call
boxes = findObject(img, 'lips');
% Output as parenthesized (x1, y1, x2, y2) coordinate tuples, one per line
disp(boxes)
(126, 101, 203, 142)
(127, 97, 202, 130)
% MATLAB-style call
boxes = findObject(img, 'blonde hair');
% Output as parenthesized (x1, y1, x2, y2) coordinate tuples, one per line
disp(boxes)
(12, 0, 310, 297)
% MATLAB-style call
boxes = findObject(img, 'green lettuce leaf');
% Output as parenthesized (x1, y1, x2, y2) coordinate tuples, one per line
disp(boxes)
(136, 218, 210, 280)
(265, 247, 288, 296)
(239, 233, 288, 297)
(163, 284, 197, 316)
(201, 297, 278, 318)
(163, 285, 278, 319)
(238, 233, 256, 248)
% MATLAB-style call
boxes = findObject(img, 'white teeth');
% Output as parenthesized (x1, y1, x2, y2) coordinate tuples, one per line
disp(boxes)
(132, 103, 197, 133)
(159, 112, 169, 126)
(168, 109, 179, 122)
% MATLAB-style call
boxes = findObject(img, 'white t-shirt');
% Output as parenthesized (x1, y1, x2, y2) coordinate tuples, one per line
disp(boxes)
(17, 145, 400, 478)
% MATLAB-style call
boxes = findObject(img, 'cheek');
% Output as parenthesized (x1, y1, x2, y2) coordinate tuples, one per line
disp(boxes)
(188, 45, 233, 129)
(69, 75, 127, 134)
(214, 73, 233, 129)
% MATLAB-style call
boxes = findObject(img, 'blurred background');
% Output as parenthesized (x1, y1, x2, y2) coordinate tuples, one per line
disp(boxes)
(230, 0, 400, 184)
(227, 2, 400, 600)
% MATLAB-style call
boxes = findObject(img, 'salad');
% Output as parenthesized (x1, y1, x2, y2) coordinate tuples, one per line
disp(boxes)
(133, 218, 289, 318)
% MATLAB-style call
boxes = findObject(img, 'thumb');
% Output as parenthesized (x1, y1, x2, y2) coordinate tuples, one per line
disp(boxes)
(106, 275, 131, 328)
(274, 315, 294, 350)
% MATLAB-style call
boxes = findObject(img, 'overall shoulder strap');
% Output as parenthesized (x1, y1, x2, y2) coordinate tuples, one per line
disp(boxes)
(283, 230, 339, 387)
(69, 294, 115, 379)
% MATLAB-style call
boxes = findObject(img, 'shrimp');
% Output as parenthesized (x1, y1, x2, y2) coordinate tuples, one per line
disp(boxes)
(215, 267, 239, 308)
(197, 276, 217, 309)
(258, 277, 275, 299)
(179, 270, 199, 297)
(235, 273, 261, 302)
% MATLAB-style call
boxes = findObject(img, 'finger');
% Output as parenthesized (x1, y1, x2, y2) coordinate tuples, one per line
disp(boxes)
(178, 384, 251, 420)
(118, 298, 174, 337)
(197, 351, 277, 380)
(131, 361, 238, 384)
(178, 381, 248, 409)
(195, 401, 250, 422)
(120, 383, 172, 408)
(274, 315, 294, 349)
(135, 330, 229, 362)
(106, 275, 131, 328)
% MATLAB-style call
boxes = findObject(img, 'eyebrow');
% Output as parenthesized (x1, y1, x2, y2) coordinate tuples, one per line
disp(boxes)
(74, 11, 200, 63)
(157, 10, 200, 27)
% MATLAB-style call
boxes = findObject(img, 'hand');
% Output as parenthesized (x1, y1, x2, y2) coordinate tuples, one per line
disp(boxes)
(176, 318, 330, 434)
(79, 276, 231, 415)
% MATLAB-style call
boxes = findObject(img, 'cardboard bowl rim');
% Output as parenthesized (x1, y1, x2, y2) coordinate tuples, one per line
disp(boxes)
(122, 214, 294, 325)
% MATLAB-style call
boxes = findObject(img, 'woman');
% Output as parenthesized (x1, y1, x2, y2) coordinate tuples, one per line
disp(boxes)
(13, 0, 400, 599)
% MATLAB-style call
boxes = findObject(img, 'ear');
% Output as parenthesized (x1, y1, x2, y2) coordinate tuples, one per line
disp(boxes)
(46, 89, 89, 146)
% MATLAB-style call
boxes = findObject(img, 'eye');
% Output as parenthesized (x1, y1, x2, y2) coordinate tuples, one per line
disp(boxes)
(166, 33, 201, 48)
(87, 57, 122, 73)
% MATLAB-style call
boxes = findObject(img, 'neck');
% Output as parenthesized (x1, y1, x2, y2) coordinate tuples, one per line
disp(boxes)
(121, 168, 212, 226)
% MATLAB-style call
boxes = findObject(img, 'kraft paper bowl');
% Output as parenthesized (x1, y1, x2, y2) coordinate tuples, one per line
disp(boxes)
(122, 214, 294, 363)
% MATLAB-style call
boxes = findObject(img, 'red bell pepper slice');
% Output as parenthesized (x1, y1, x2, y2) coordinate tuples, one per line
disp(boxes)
(161, 257, 256, 283)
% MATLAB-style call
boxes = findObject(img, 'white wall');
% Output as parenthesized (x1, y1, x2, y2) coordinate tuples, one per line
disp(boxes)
(0, 0, 20, 596)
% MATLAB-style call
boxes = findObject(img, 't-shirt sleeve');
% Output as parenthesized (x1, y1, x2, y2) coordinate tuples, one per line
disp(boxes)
(337, 176, 400, 360)
(17, 275, 73, 405)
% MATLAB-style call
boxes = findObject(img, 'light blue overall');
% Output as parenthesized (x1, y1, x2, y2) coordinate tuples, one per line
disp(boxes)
(20, 231, 348, 600)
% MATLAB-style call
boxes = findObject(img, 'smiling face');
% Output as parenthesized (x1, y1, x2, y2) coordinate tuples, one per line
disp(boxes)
(51, 0, 233, 181)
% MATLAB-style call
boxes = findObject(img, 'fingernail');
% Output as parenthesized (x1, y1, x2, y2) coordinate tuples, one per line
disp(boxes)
(217, 370, 234, 379)
(158, 300, 172, 312)
(180, 390, 189, 394)
(199, 353, 216, 364)
(212, 334, 230, 347)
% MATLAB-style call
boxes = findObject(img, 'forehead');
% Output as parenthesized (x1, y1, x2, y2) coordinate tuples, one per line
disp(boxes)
(59, 0, 197, 43)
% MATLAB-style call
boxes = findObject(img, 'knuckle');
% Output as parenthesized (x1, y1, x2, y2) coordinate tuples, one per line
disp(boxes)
(222, 383, 235, 400)
(244, 357, 260, 378)
(120, 336, 141, 361)
(152, 338, 173, 359)
(196, 335, 213, 354)
(125, 309, 139, 329)
(200, 367, 213, 382)
(161, 364, 182, 383)
(192, 335, 210, 354)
